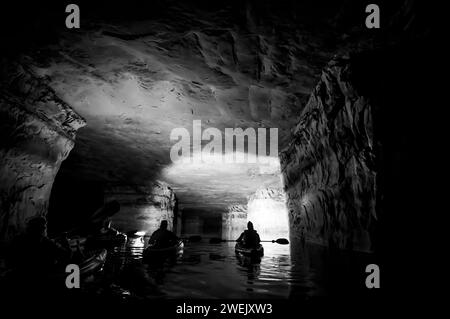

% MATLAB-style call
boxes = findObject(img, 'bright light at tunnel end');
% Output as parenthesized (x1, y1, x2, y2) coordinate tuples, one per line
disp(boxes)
(162, 120, 289, 245)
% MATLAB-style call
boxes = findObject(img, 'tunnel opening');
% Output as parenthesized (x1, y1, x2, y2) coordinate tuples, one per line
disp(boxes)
(46, 118, 292, 243)
(161, 149, 290, 241)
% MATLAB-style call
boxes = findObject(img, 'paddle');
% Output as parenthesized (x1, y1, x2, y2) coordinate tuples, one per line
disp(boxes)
(142, 234, 203, 243)
(209, 238, 289, 245)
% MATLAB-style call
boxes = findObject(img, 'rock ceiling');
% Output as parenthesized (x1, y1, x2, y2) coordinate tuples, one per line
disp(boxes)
(6, 1, 414, 213)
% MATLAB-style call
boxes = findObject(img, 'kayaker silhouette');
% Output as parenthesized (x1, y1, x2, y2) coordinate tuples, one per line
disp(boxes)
(236, 221, 261, 248)
(149, 220, 178, 248)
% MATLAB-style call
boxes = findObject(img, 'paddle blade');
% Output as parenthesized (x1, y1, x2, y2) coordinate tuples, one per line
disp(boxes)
(209, 238, 224, 244)
(275, 238, 290, 245)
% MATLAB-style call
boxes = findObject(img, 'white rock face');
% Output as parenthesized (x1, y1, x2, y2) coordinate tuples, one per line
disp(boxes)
(0, 62, 85, 242)
(222, 205, 247, 240)
(280, 58, 377, 252)
(104, 182, 177, 235)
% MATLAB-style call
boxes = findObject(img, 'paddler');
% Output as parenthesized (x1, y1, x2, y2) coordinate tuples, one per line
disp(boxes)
(236, 221, 261, 248)
(149, 220, 178, 248)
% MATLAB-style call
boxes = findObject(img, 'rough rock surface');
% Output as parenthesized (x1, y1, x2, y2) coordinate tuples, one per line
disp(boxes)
(4, 0, 404, 216)
(280, 57, 377, 252)
(0, 61, 85, 242)
(222, 204, 247, 240)
(0, 1, 430, 245)
(104, 181, 177, 234)
(247, 187, 289, 240)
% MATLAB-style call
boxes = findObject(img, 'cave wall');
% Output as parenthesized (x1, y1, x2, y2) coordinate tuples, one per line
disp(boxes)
(104, 182, 177, 234)
(222, 204, 247, 240)
(280, 57, 377, 253)
(0, 61, 85, 242)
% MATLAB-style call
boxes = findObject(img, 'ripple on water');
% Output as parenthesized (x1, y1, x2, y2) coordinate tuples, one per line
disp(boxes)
(103, 238, 320, 299)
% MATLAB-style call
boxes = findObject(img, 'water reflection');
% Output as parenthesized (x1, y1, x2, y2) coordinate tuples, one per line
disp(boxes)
(91, 228, 376, 300)
(100, 236, 310, 299)
(235, 254, 261, 292)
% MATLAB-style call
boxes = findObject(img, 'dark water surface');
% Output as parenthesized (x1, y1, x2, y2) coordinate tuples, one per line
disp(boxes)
(0, 235, 378, 312)
(97, 236, 330, 300)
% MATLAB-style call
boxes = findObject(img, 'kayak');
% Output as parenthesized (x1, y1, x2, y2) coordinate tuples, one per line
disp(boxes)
(143, 239, 184, 261)
(235, 243, 264, 258)
(79, 249, 107, 276)
(144, 239, 184, 254)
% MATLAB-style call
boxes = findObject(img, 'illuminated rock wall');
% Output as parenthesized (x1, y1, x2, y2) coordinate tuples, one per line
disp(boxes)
(222, 205, 247, 240)
(280, 57, 377, 253)
(104, 182, 177, 235)
(0, 62, 85, 242)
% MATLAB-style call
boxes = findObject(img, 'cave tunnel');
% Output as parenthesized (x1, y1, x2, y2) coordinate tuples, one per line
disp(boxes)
(0, 0, 434, 309)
